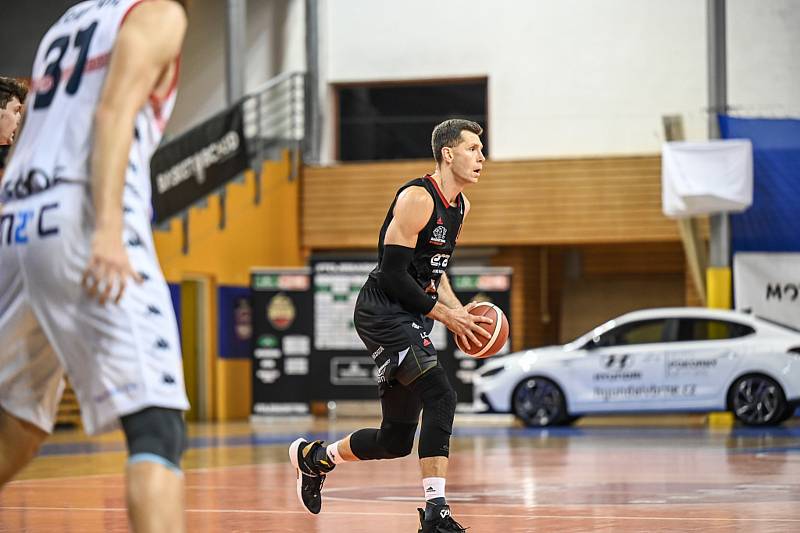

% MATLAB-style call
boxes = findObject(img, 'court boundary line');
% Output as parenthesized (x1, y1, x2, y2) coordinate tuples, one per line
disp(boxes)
(0, 506, 799, 523)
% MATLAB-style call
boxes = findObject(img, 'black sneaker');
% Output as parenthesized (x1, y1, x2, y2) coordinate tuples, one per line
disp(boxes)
(289, 438, 333, 514)
(417, 504, 467, 533)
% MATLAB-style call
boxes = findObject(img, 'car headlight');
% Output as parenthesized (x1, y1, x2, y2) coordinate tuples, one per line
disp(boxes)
(479, 365, 505, 378)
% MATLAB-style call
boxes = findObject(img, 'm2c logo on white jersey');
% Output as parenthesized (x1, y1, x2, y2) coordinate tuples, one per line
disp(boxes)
(0, 203, 60, 246)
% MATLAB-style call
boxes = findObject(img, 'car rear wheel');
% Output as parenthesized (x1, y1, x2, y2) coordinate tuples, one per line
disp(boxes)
(728, 374, 788, 426)
(512, 377, 568, 427)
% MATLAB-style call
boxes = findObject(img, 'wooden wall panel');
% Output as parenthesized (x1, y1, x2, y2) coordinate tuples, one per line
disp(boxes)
(559, 275, 686, 343)
(489, 242, 695, 349)
(302, 155, 679, 250)
(581, 242, 687, 277)
(491, 246, 563, 351)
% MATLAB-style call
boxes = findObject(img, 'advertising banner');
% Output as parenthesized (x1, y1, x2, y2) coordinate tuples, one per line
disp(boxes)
(151, 103, 249, 224)
(251, 268, 313, 415)
(734, 252, 800, 330)
(309, 258, 512, 405)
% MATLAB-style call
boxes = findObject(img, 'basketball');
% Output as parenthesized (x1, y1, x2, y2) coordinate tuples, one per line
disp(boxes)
(455, 302, 509, 359)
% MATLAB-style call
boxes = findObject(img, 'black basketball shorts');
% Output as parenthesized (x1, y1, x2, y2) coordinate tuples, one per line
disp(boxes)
(354, 280, 438, 388)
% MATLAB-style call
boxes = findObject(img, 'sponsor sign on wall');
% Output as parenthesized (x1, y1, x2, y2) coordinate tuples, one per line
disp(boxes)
(310, 259, 512, 404)
(734, 252, 800, 329)
(251, 268, 312, 415)
(311, 259, 376, 400)
(250, 261, 513, 411)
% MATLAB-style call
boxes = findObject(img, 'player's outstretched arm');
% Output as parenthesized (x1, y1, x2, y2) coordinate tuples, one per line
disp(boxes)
(83, 1, 187, 305)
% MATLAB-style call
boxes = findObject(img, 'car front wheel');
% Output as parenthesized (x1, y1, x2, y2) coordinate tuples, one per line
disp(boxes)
(729, 374, 788, 426)
(512, 377, 568, 427)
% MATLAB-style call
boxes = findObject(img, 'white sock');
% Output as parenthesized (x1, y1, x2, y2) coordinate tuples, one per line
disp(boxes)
(422, 477, 446, 501)
(326, 441, 347, 464)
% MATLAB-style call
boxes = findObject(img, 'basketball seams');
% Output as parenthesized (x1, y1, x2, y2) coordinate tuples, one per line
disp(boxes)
(472, 304, 503, 358)
(457, 302, 505, 358)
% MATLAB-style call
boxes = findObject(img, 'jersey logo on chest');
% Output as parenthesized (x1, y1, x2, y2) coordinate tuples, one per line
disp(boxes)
(430, 224, 447, 246)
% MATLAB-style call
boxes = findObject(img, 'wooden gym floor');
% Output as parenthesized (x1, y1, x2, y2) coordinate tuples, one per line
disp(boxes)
(2, 414, 800, 532)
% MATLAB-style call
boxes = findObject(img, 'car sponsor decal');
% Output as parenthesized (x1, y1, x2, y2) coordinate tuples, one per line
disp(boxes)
(594, 384, 697, 401)
(594, 353, 641, 381)
(666, 353, 718, 376)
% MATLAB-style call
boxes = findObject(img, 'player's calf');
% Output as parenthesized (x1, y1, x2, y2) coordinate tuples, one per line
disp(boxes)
(0, 410, 48, 487)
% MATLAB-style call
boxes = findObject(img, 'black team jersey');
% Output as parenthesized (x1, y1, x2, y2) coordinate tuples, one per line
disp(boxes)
(368, 175, 465, 307)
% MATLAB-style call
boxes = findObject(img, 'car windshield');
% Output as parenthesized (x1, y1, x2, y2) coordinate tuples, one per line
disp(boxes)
(563, 319, 619, 351)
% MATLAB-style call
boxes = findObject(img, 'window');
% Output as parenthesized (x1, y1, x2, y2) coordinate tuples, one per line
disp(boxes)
(677, 319, 755, 341)
(592, 319, 668, 348)
(336, 79, 488, 161)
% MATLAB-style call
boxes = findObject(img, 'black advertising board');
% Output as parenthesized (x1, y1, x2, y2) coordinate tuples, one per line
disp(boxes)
(150, 103, 249, 224)
(311, 259, 377, 401)
(250, 268, 313, 415)
(310, 258, 512, 405)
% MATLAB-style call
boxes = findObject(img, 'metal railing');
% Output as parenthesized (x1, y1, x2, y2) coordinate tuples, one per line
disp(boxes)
(153, 71, 306, 251)
(242, 71, 305, 164)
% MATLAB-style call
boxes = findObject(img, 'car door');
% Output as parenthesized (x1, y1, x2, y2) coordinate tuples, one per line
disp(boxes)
(567, 318, 673, 413)
(661, 318, 755, 407)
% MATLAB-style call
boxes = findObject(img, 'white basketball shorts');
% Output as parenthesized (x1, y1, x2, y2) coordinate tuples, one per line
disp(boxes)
(0, 182, 189, 435)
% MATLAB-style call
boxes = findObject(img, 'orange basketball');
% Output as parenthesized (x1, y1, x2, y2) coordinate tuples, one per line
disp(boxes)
(455, 302, 509, 359)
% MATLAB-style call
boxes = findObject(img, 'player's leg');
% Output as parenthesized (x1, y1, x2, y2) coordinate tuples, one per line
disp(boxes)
(289, 367, 423, 514)
(346, 382, 422, 460)
(329, 317, 437, 464)
(0, 410, 48, 486)
(410, 365, 465, 533)
(352, 315, 461, 529)
(118, 192, 190, 532)
(0, 241, 63, 487)
(126, 462, 185, 533)
(291, 387, 421, 475)
(21, 185, 190, 531)
(121, 407, 187, 533)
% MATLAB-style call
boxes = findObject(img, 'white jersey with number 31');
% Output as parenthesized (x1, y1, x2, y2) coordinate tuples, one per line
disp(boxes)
(3, 0, 176, 202)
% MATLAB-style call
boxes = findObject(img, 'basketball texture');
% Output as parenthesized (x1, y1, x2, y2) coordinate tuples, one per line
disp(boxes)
(455, 302, 509, 359)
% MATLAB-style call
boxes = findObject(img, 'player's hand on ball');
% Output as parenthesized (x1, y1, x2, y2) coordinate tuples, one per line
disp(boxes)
(82, 228, 143, 305)
(448, 302, 493, 350)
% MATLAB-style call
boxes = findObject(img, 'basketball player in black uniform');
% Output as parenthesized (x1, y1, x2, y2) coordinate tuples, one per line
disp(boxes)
(290, 119, 490, 533)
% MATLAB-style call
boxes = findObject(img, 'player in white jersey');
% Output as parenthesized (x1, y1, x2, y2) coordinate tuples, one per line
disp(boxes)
(0, 1, 189, 531)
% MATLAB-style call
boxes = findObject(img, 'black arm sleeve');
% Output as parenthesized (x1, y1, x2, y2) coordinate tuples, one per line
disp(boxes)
(376, 244, 436, 315)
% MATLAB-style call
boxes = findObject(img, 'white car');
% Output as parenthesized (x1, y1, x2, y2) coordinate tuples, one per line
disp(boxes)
(473, 308, 800, 427)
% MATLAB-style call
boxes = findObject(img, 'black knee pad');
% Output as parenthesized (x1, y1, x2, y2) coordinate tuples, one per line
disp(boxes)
(378, 420, 417, 457)
(416, 367, 457, 458)
(121, 407, 186, 472)
(350, 420, 418, 460)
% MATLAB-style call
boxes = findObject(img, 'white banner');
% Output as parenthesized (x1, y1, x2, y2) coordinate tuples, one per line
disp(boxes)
(662, 139, 753, 218)
(734, 252, 800, 329)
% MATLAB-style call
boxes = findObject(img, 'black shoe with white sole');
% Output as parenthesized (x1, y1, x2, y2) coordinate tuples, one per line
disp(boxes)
(417, 504, 467, 533)
(289, 438, 334, 514)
